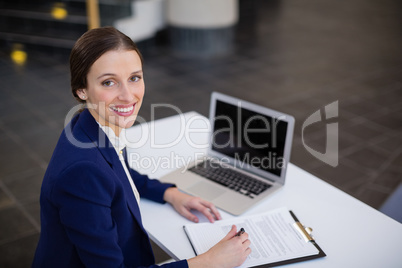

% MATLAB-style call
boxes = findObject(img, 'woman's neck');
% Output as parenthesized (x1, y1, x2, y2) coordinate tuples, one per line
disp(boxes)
(88, 109, 122, 137)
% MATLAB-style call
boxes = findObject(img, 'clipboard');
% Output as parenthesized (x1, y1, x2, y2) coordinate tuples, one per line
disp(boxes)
(183, 208, 326, 268)
(251, 210, 326, 267)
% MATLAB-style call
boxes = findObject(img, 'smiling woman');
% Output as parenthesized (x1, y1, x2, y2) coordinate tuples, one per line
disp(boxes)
(69, 27, 144, 134)
(32, 26, 251, 268)
(78, 49, 144, 134)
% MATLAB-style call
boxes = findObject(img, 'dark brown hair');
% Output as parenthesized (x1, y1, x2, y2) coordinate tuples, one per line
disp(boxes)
(70, 26, 143, 103)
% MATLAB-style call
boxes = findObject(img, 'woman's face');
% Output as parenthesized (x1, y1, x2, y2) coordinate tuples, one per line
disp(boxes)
(79, 49, 144, 135)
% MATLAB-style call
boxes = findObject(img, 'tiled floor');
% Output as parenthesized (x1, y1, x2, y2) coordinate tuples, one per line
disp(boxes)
(1, 0, 402, 266)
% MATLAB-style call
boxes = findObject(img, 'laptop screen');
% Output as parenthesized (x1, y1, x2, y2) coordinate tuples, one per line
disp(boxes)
(212, 100, 288, 177)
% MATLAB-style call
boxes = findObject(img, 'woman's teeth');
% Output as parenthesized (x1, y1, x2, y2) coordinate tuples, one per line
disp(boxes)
(111, 105, 134, 113)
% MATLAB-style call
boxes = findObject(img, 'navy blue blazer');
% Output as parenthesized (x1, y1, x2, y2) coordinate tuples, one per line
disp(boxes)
(33, 109, 188, 268)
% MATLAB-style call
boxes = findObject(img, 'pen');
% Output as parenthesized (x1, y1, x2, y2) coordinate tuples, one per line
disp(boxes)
(236, 227, 245, 236)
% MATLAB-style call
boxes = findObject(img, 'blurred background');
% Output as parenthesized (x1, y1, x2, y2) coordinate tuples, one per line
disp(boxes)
(0, 0, 401, 266)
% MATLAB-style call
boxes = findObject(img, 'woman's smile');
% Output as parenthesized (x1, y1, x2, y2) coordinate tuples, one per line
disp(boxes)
(110, 103, 136, 116)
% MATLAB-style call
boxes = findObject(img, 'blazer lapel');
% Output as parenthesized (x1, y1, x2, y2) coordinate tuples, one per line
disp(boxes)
(76, 109, 147, 233)
(110, 153, 145, 229)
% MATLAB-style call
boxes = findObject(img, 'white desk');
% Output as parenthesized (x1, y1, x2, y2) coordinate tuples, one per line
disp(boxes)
(126, 112, 402, 268)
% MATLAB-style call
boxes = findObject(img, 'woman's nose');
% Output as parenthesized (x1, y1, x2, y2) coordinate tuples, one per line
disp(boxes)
(118, 83, 134, 102)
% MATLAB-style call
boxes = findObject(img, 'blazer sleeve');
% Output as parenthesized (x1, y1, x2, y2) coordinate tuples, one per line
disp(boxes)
(51, 161, 187, 268)
(128, 168, 175, 204)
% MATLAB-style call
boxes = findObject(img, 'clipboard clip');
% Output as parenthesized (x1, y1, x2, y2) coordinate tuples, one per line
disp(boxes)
(289, 210, 315, 243)
(293, 222, 314, 242)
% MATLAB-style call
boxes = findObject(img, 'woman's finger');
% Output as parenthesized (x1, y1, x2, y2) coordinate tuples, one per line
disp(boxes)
(222, 225, 237, 241)
(179, 207, 199, 223)
(242, 239, 251, 249)
(191, 202, 216, 223)
(199, 199, 222, 220)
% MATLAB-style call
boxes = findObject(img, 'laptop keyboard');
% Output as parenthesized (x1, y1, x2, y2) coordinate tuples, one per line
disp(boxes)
(189, 160, 271, 199)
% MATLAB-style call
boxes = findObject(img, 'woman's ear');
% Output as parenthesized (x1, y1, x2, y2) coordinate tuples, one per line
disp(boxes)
(76, 89, 88, 100)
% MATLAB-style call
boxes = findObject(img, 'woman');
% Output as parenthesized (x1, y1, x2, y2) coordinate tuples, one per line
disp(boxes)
(33, 27, 251, 268)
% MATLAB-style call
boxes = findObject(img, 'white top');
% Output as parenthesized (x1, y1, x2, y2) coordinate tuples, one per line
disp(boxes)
(97, 123, 140, 205)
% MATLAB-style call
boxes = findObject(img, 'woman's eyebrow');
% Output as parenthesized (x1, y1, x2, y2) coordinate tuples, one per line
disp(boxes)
(97, 70, 143, 80)
(97, 73, 115, 79)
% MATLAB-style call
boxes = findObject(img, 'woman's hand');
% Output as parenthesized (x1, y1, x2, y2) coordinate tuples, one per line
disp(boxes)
(188, 225, 251, 268)
(163, 187, 222, 223)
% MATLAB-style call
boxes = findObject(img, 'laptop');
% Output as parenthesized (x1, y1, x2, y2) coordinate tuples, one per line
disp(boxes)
(159, 92, 295, 215)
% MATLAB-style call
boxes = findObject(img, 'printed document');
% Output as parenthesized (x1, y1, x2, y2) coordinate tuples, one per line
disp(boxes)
(184, 207, 319, 267)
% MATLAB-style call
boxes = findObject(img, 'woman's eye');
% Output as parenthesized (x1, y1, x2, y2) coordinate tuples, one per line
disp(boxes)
(130, 76, 141, 82)
(102, 80, 115, 87)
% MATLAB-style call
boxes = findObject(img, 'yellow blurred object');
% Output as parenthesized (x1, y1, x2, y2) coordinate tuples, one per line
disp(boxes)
(11, 47, 27, 66)
(86, 0, 100, 29)
(51, 3, 68, 20)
